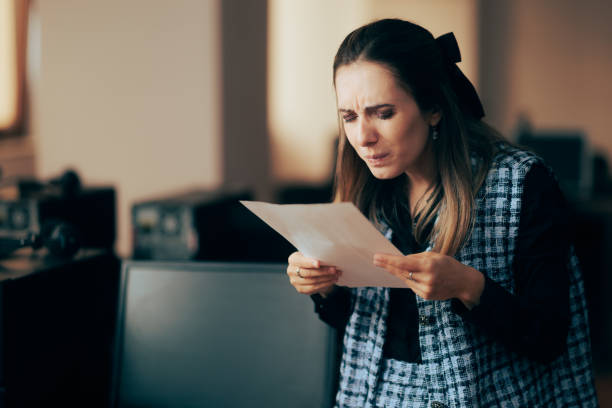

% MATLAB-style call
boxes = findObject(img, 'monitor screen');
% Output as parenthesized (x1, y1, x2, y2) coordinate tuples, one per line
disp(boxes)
(517, 131, 590, 199)
(111, 261, 337, 408)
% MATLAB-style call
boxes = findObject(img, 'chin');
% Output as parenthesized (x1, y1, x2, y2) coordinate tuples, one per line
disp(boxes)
(368, 166, 402, 180)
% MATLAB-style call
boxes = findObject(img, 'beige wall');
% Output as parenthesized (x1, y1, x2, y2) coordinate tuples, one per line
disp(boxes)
(267, 0, 367, 184)
(32, 0, 223, 256)
(479, 0, 612, 160)
(268, 0, 479, 184)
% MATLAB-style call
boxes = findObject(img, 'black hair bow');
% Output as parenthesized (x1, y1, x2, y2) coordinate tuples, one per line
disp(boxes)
(435, 32, 485, 119)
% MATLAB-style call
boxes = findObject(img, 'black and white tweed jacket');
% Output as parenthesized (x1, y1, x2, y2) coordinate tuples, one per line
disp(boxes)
(336, 145, 598, 407)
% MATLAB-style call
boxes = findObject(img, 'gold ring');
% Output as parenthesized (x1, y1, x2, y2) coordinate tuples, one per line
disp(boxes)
(296, 267, 304, 279)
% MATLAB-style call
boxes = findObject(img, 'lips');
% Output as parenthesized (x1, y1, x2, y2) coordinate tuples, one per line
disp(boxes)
(364, 153, 389, 166)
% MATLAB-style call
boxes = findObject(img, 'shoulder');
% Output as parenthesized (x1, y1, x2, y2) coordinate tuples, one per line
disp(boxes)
(490, 142, 544, 175)
(477, 142, 557, 199)
(522, 162, 567, 214)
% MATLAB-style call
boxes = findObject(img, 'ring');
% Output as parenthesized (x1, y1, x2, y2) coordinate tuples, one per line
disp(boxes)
(409, 271, 414, 281)
(296, 267, 304, 279)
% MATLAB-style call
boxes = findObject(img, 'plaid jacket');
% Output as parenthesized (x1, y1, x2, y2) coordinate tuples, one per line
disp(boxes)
(336, 145, 598, 407)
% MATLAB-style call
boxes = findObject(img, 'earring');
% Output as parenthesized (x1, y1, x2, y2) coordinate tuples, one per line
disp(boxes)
(432, 127, 439, 141)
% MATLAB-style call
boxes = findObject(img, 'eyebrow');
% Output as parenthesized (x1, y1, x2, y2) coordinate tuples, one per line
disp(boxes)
(338, 103, 395, 113)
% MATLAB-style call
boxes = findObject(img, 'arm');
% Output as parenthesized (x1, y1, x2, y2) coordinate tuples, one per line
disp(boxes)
(451, 164, 570, 363)
(311, 286, 352, 330)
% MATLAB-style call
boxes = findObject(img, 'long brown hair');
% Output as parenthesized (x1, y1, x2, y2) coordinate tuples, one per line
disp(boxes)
(333, 19, 502, 256)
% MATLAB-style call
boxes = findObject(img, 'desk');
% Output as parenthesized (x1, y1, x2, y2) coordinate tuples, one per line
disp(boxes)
(0, 249, 119, 408)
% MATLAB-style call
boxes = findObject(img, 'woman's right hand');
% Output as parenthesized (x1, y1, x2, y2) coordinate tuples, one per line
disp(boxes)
(287, 252, 341, 297)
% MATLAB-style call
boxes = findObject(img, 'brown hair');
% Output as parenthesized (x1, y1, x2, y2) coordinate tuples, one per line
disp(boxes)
(332, 19, 502, 255)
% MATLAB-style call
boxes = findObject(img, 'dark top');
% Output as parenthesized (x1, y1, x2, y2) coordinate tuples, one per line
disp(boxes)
(311, 163, 571, 364)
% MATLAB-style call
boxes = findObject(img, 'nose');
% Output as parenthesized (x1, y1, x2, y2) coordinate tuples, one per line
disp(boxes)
(355, 118, 378, 146)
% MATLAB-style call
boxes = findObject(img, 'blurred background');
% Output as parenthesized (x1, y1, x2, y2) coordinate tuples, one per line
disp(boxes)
(1, 0, 608, 255)
(1, 0, 611, 405)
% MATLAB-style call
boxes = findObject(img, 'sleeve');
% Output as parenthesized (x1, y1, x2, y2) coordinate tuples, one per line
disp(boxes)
(451, 163, 571, 363)
(310, 286, 352, 330)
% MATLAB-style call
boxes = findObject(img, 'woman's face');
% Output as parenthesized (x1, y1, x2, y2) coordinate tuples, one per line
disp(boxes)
(335, 60, 440, 180)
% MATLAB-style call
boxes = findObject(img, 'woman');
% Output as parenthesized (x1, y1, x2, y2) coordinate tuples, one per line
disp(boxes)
(286, 19, 598, 407)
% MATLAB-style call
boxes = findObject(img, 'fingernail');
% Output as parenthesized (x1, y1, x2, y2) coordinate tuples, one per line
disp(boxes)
(312, 260, 319, 267)
(329, 267, 336, 274)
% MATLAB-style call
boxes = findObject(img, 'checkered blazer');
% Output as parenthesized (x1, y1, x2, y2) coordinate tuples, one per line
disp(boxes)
(335, 145, 598, 407)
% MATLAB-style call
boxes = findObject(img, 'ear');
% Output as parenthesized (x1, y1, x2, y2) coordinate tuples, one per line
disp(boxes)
(429, 110, 442, 127)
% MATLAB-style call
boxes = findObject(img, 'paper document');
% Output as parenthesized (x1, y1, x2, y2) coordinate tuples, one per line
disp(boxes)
(241, 201, 408, 288)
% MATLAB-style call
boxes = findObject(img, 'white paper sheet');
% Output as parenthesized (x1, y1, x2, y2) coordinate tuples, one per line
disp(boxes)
(240, 201, 409, 288)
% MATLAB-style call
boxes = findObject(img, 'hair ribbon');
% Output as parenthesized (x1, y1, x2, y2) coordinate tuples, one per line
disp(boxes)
(435, 32, 485, 119)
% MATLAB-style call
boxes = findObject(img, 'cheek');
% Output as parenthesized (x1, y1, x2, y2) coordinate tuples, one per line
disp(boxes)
(390, 123, 429, 164)
(343, 126, 358, 148)
(401, 120, 428, 147)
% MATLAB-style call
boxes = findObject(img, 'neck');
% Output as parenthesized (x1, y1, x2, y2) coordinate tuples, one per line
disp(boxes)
(404, 143, 437, 191)
(405, 143, 437, 216)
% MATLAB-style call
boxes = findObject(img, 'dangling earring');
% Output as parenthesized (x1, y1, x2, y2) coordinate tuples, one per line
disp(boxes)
(432, 126, 439, 141)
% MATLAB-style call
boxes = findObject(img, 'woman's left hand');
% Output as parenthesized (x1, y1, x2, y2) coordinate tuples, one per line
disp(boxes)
(373, 251, 485, 309)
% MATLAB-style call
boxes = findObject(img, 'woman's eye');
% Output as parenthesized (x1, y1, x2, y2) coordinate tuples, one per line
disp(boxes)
(343, 114, 357, 123)
(378, 109, 395, 120)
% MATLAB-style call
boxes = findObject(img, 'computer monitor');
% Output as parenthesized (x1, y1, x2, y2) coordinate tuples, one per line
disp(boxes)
(110, 261, 338, 408)
(518, 131, 591, 199)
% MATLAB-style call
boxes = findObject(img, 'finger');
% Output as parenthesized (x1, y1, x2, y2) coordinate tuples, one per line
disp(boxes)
(291, 273, 339, 286)
(411, 282, 437, 300)
(290, 274, 336, 291)
(410, 286, 428, 300)
(373, 253, 422, 271)
(287, 262, 338, 277)
(288, 252, 321, 268)
(293, 266, 340, 279)
(374, 260, 418, 284)
(296, 280, 338, 295)
(292, 277, 337, 292)
(286, 266, 340, 285)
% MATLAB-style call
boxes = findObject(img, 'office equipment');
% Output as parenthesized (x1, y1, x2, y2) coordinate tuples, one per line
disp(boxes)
(131, 189, 294, 262)
(0, 170, 116, 250)
(111, 261, 338, 408)
(0, 221, 80, 258)
(518, 131, 591, 199)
